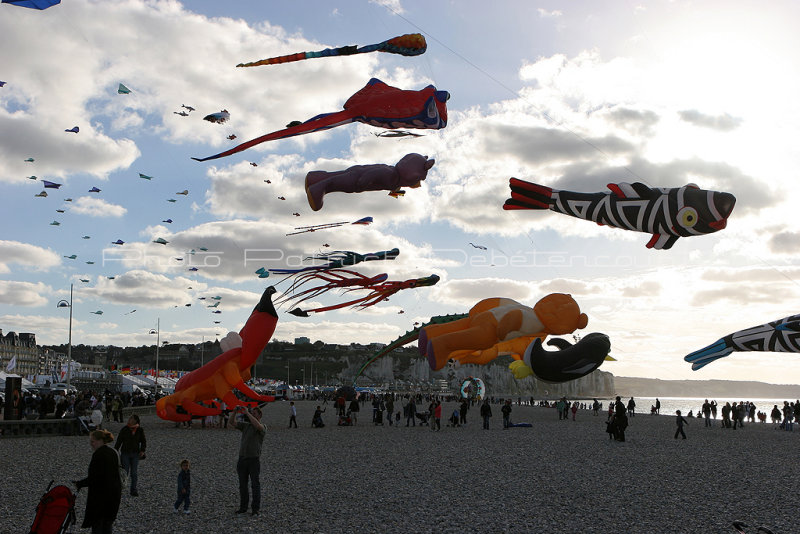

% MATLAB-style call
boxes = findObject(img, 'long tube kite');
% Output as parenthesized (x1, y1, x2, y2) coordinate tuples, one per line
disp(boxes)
(192, 78, 448, 162)
(684, 314, 800, 370)
(269, 248, 399, 276)
(236, 33, 426, 68)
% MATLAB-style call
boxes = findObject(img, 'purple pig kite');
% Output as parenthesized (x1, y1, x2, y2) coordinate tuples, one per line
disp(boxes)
(304, 153, 434, 211)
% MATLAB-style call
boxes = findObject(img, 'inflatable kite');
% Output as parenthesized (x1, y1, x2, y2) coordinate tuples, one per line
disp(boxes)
(236, 33, 426, 67)
(203, 110, 229, 124)
(269, 248, 399, 276)
(2, 0, 60, 9)
(420, 294, 589, 371)
(117, 83, 131, 94)
(684, 313, 800, 370)
(508, 333, 611, 382)
(156, 286, 279, 422)
(459, 377, 486, 400)
(42, 180, 60, 188)
(503, 179, 736, 250)
(64, 126, 79, 133)
(285, 216, 373, 235)
(305, 153, 434, 211)
(192, 78, 449, 162)
(281, 271, 440, 317)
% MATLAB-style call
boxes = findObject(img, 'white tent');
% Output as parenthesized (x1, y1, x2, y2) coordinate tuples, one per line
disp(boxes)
(0, 371, 36, 388)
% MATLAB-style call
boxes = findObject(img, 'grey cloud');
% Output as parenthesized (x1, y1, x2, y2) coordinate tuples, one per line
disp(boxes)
(604, 107, 660, 137)
(482, 123, 635, 165)
(768, 232, 800, 254)
(678, 110, 743, 132)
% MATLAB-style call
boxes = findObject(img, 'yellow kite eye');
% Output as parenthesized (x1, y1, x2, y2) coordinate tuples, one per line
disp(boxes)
(677, 207, 698, 228)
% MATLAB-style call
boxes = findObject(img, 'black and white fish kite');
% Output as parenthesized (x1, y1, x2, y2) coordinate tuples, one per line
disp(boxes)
(685, 314, 800, 371)
(503, 179, 736, 250)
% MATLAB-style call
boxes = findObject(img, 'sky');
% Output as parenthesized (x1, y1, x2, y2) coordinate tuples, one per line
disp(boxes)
(2, 0, 800, 384)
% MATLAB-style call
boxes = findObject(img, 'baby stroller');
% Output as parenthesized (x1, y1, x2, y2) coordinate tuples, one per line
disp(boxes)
(29, 480, 77, 534)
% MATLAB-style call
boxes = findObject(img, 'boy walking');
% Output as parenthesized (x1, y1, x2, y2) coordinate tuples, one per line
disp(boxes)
(173, 459, 191, 514)
(675, 410, 688, 439)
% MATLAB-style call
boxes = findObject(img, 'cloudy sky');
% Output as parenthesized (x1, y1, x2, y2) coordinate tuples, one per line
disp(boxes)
(2, 0, 800, 384)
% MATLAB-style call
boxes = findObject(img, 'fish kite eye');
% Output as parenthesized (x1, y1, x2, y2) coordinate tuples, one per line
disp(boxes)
(677, 207, 698, 228)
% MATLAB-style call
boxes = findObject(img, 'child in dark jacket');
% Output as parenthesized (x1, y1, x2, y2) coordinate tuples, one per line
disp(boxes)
(173, 459, 191, 513)
(675, 410, 688, 439)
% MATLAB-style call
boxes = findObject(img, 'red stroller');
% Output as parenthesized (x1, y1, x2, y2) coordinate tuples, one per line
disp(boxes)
(29, 480, 77, 534)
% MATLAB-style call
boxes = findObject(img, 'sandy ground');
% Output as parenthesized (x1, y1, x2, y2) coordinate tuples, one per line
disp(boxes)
(1, 400, 796, 534)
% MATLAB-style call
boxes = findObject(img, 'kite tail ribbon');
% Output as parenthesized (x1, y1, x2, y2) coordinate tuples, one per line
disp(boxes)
(192, 111, 355, 162)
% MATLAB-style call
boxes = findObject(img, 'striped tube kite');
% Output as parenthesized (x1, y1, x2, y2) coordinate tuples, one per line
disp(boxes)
(236, 33, 426, 67)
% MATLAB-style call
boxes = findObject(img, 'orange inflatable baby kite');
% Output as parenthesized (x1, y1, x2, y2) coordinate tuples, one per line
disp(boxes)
(419, 293, 588, 371)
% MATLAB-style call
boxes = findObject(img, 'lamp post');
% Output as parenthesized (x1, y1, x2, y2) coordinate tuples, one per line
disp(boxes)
(200, 336, 204, 367)
(149, 318, 160, 397)
(56, 283, 73, 389)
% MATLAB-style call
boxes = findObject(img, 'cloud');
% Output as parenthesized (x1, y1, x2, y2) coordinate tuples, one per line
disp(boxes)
(538, 8, 562, 18)
(678, 110, 743, 131)
(71, 196, 127, 217)
(0, 240, 60, 273)
(0, 281, 51, 307)
(84, 270, 195, 307)
(768, 231, 800, 254)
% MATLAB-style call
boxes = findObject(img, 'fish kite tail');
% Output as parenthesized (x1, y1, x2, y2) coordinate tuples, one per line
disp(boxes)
(683, 339, 735, 371)
(503, 178, 554, 210)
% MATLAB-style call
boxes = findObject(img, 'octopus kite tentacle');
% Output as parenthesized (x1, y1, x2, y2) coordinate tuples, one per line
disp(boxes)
(275, 269, 389, 310)
(287, 273, 440, 317)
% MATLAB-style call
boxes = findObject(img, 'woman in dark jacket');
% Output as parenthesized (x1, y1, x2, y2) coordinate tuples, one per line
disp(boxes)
(74, 429, 122, 534)
(114, 414, 146, 496)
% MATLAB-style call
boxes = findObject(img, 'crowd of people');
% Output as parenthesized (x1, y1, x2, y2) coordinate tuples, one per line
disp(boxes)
(48, 389, 800, 533)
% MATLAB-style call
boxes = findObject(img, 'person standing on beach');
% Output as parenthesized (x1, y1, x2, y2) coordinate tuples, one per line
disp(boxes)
(386, 396, 394, 426)
(627, 397, 636, 417)
(288, 401, 297, 428)
(675, 410, 688, 439)
(114, 414, 146, 496)
(501, 400, 512, 429)
(433, 400, 442, 431)
(460, 399, 469, 425)
(480, 400, 492, 430)
(405, 397, 416, 427)
(702, 400, 712, 427)
(349, 397, 360, 425)
(74, 429, 122, 534)
(229, 405, 265, 516)
(655, 398, 661, 415)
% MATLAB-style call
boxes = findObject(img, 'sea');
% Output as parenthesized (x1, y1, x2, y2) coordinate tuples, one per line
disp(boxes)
(592, 397, 797, 417)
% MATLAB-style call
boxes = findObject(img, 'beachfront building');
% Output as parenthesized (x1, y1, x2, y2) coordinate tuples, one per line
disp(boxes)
(0, 329, 40, 377)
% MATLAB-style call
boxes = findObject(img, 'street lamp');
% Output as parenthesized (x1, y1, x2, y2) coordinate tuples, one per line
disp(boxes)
(56, 283, 73, 389)
(149, 318, 160, 397)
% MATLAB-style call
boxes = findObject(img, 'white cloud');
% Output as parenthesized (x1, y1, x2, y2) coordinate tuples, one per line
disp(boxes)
(0, 240, 61, 273)
(71, 196, 127, 217)
(0, 281, 52, 307)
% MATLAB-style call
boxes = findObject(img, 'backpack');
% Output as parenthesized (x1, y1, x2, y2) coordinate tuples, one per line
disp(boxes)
(29, 481, 77, 534)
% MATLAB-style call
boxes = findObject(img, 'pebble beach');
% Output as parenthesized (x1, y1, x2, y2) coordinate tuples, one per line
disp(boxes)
(1, 401, 797, 534)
